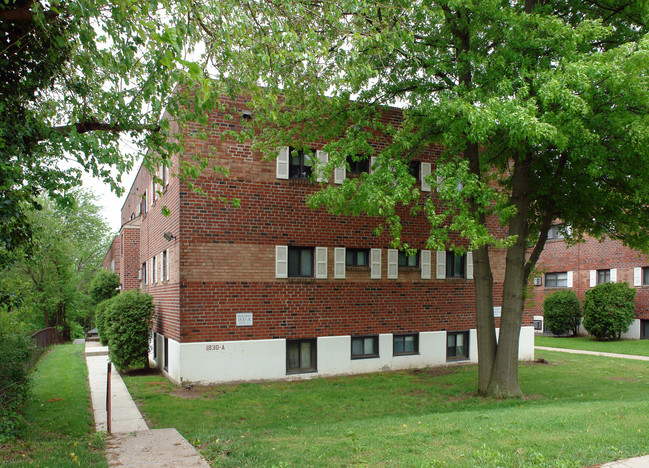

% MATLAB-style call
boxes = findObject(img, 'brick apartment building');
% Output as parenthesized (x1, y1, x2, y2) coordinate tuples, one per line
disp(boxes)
(526, 226, 649, 339)
(103, 96, 535, 384)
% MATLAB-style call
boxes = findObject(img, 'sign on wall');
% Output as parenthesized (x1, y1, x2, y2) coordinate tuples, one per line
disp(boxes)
(493, 306, 502, 318)
(236, 313, 253, 327)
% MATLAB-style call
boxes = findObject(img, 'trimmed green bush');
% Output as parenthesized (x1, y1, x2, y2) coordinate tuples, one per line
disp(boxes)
(0, 310, 33, 442)
(95, 298, 113, 346)
(89, 270, 120, 305)
(582, 282, 636, 340)
(543, 289, 582, 336)
(105, 290, 154, 371)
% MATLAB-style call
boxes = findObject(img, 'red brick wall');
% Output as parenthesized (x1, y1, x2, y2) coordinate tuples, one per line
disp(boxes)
(114, 96, 526, 344)
(526, 236, 649, 320)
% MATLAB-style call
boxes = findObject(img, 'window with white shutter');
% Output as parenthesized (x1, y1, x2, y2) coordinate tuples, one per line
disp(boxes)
(151, 257, 156, 283)
(466, 251, 474, 280)
(436, 251, 446, 279)
(420, 162, 431, 192)
(370, 157, 377, 173)
(610, 268, 617, 283)
(387, 249, 398, 279)
(276, 147, 289, 179)
(334, 247, 346, 279)
(370, 249, 382, 279)
(334, 164, 346, 184)
(276, 246, 288, 278)
(316, 150, 329, 183)
(159, 253, 163, 282)
(589, 270, 596, 287)
(421, 250, 431, 279)
(315, 247, 328, 279)
(634, 267, 642, 287)
(567, 271, 573, 288)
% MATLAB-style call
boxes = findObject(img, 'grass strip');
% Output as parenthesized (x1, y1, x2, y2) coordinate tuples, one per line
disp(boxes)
(124, 350, 649, 467)
(536, 335, 649, 357)
(0, 343, 107, 467)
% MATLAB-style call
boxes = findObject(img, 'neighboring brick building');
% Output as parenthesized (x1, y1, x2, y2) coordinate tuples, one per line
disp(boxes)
(104, 96, 535, 384)
(526, 227, 649, 339)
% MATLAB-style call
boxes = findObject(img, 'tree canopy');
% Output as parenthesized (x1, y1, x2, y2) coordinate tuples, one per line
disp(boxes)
(0, 190, 112, 339)
(182, 0, 649, 397)
(0, 0, 208, 260)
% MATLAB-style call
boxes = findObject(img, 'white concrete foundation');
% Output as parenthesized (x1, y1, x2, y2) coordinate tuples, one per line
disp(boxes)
(150, 326, 535, 385)
(621, 319, 641, 340)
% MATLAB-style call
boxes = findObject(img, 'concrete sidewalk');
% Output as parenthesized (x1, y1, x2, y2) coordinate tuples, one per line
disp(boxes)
(537, 345, 649, 468)
(85, 341, 209, 467)
(536, 346, 649, 362)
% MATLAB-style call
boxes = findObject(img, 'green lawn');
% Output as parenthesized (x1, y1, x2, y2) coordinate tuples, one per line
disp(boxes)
(124, 350, 649, 467)
(1, 343, 107, 467)
(536, 335, 649, 356)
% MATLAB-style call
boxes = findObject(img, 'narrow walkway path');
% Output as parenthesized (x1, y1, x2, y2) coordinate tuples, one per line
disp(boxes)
(84, 342, 209, 467)
(537, 345, 649, 468)
(536, 346, 649, 361)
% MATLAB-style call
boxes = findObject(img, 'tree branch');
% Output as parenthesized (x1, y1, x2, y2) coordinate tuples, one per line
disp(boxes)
(49, 120, 160, 135)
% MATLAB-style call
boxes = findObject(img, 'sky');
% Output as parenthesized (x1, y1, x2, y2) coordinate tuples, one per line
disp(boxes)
(81, 164, 138, 234)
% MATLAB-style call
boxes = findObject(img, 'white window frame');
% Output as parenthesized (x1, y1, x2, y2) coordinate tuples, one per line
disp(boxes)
(276, 147, 289, 179)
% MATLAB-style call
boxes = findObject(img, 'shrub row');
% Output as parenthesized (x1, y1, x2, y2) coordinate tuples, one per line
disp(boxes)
(95, 290, 154, 371)
(542, 282, 636, 340)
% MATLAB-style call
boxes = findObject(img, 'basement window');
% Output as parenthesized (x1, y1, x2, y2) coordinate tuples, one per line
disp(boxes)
(287, 339, 317, 374)
(447, 331, 469, 361)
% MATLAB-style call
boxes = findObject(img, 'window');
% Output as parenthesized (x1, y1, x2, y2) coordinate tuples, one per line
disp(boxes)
(643, 267, 649, 285)
(446, 252, 465, 278)
(597, 269, 611, 285)
(287, 339, 317, 373)
(447, 331, 469, 360)
(140, 193, 147, 215)
(289, 147, 314, 179)
(141, 262, 147, 284)
(163, 336, 169, 371)
(398, 251, 418, 267)
(545, 272, 567, 288)
(162, 250, 168, 281)
(533, 320, 543, 331)
(547, 224, 565, 240)
(152, 332, 157, 360)
(151, 256, 157, 283)
(346, 248, 369, 267)
(347, 156, 370, 177)
(408, 161, 420, 181)
(288, 247, 314, 277)
(351, 336, 379, 359)
(393, 334, 418, 356)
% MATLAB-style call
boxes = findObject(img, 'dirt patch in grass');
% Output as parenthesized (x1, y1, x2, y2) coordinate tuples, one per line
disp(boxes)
(524, 358, 553, 366)
(609, 376, 638, 382)
(170, 384, 229, 400)
(410, 366, 459, 378)
(46, 397, 63, 403)
(146, 381, 167, 386)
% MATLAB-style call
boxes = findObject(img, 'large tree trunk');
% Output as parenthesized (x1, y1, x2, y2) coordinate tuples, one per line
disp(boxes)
(486, 156, 531, 398)
(466, 142, 497, 394)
